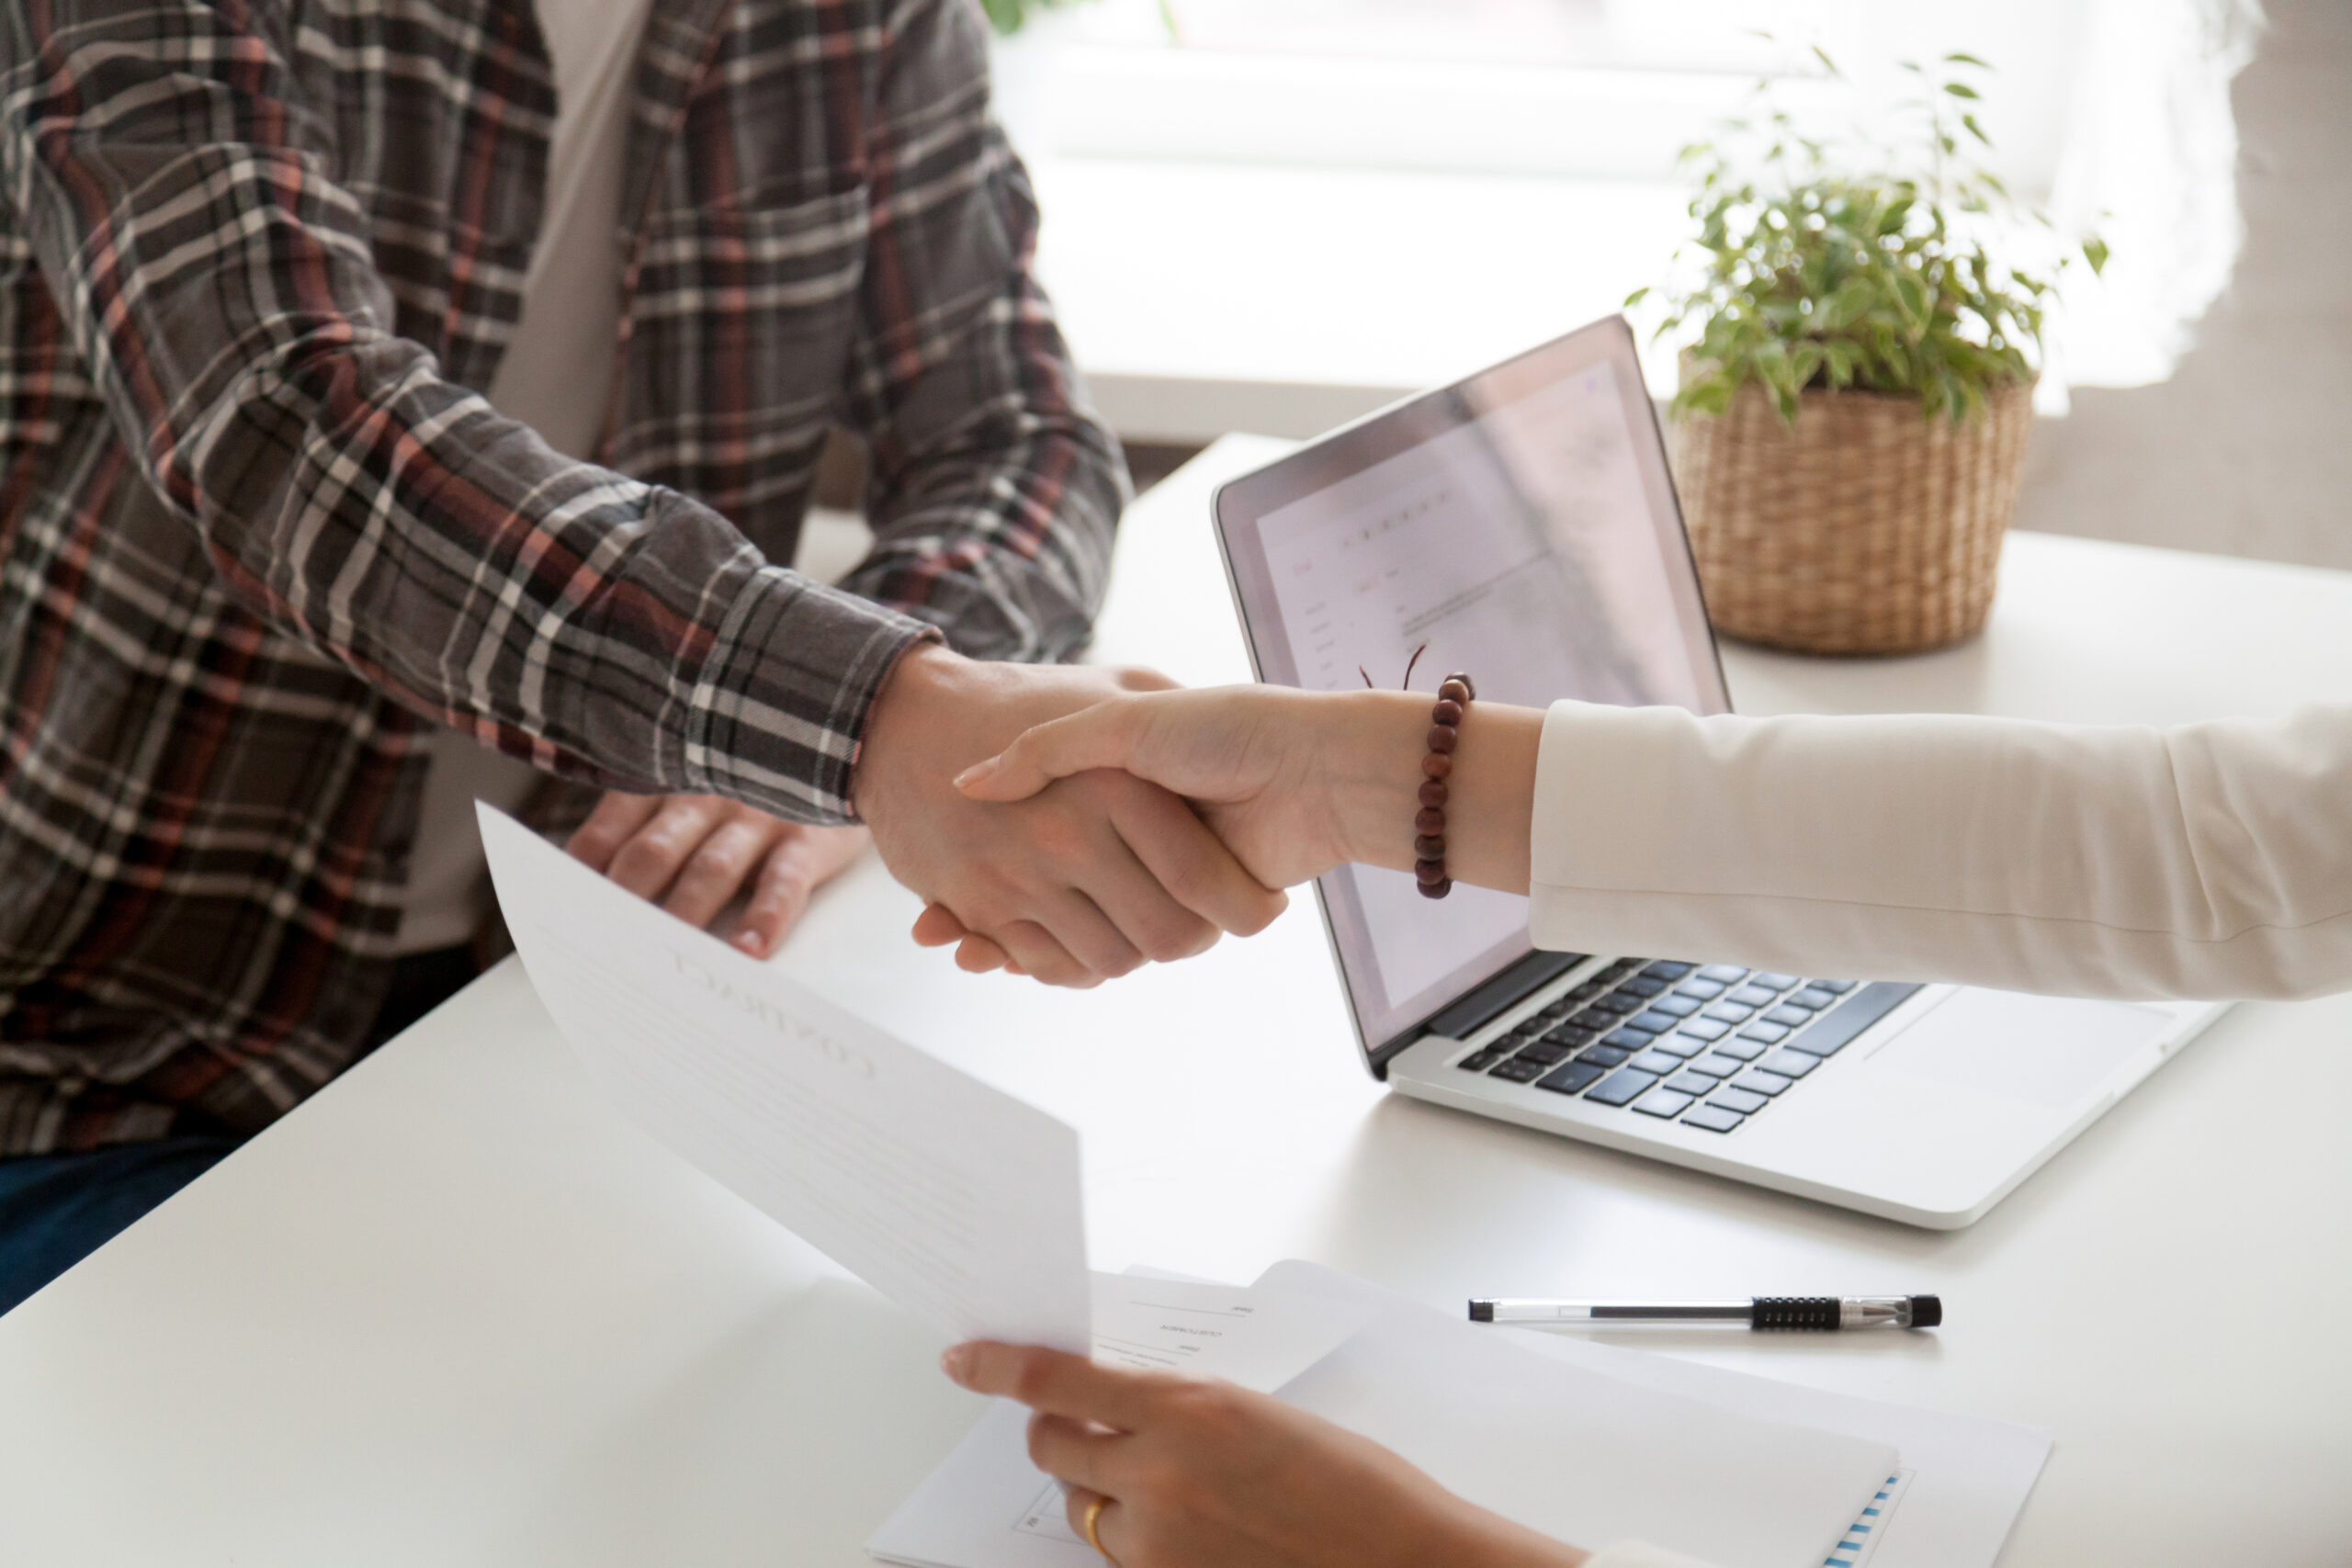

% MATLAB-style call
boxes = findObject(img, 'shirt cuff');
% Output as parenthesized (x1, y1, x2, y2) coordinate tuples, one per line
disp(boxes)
(684, 566, 937, 824)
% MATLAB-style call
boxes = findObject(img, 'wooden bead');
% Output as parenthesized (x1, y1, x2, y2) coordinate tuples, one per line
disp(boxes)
(1430, 697, 1463, 727)
(1426, 724, 1457, 754)
(1414, 807, 1445, 834)
(1416, 875, 1452, 899)
(1440, 675, 1474, 703)
(1413, 833, 1446, 859)
(1414, 858, 1449, 887)
(1419, 778, 1449, 809)
(1421, 752, 1453, 780)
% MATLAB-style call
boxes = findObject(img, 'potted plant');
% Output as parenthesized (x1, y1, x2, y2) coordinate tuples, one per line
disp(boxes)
(1629, 51, 2107, 656)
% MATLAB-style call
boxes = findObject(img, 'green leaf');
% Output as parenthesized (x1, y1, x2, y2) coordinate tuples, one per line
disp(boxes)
(2083, 235, 2110, 276)
(1962, 112, 1990, 145)
(1810, 44, 1840, 76)
(1942, 51, 1992, 68)
(1943, 82, 1981, 99)
(1623, 286, 1652, 309)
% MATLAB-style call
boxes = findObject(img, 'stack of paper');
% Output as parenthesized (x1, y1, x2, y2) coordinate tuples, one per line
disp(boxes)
(482, 810, 2050, 1568)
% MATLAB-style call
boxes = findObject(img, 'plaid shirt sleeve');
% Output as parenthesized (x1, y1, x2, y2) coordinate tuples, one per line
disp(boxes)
(833, 0, 1127, 662)
(1, 0, 933, 825)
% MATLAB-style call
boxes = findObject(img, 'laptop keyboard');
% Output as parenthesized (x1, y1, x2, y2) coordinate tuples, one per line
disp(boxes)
(1453, 959, 1920, 1134)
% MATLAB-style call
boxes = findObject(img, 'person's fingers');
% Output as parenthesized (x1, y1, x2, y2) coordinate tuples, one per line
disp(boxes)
(662, 811, 783, 931)
(566, 792, 663, 873)
(1109, 778, 1289, 938)
(911, 902, 969, 948)
(731, 824, 868, 958)
(989, 920, 1097, 989)
(1034, 887, 1148, 981)
(1063, 1488, 1118, 1556)
(1065, 819, 1222, 964)
(956, 933, 1019, 974)
(955, 701, 1148, 803)
(604, 795, 727, 901)
(1113, 665, 1181, 694)
(1030, 1415, 1127, 1498)
(939, 1343, 1154, 1429)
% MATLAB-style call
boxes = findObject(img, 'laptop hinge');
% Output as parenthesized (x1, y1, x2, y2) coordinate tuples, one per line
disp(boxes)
(1367, 950, 1589, 1079)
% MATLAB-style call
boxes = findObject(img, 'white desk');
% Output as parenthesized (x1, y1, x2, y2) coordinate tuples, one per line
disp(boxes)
(3, 439, 2347, 1567)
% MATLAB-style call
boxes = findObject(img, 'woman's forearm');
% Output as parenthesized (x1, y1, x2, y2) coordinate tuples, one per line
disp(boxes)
(1322, 693, 1543, 895)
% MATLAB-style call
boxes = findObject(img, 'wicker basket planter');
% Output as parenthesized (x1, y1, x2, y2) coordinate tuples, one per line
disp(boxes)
(1669, 379, 2036, 657)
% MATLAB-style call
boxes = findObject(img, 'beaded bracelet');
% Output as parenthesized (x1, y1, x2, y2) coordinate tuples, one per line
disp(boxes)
(1414, 672, 1476, 898)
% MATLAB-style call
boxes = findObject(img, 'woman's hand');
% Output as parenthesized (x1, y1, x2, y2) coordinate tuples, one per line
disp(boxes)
(923, 685, 1543, 976)
(940, 1341, 1589, 1568)
(567, 793, 870, 959)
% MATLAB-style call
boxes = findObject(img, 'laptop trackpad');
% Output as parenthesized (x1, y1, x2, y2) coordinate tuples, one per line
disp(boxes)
(1861, 988, 2167, 1111)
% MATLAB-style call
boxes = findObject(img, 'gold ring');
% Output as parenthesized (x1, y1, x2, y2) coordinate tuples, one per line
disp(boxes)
(1080, 1493, 1114, 1561)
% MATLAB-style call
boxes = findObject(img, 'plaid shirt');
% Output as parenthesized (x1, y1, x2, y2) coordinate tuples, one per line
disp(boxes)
(0, 0, 1123, 1152)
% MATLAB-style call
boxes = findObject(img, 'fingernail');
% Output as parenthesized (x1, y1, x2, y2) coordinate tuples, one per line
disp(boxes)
(952, 757, 998, 791)
(734, 930, 764, 957)
(941, 1346, 970, 1381)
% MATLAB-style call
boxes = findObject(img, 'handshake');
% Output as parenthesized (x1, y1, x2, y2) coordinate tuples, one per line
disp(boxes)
(565, 643, 1539, 975)
(857, 646, 1537, 986)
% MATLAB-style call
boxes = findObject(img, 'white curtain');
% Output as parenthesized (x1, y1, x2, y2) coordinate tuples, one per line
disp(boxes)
(2041, 0, 2265, 407)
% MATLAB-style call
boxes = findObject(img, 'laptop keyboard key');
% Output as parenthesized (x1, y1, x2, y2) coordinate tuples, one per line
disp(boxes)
(1690, 1053, 1748, 1077)
(1602, 1026, 1657, 1050)
(1783, 980, 1923, 1057)
(1710, 1037, 1767, 1062)
(1704, 1002, 1756, 1024)
(1642, 961, 1695, 981)
(1619, 976, 1668, 998)
(1751, 973, 1801, 991)
(1676, 1017, 1733, 1043)
(1645, 1034, 1703, 1059)
(1758, 1048, 1819, 1078)
(1662, 1069, 1720, 1096)
(1542, 1022, 1599, 1047)
(1788, 987, 1838, 1011)
(1488, 1057, 1548, 1082)
(1585, 1067, 1660, 1106)
(1709, 1087, 1770, 1115)
(1737, 1021, 1791, 1045)
(1628, 1010, 1683, 1034)
(1513, 1041, 1573, 1066)
(1457, 1048, 1507, 1073)
(1697, 964, 1749, 983)
(1535, 1061, 1606, 1097)
(1675, 978, 1727, 1001)
(1727, 985, 1781, 1008)
(1649, 994, 1702, 1018)
(1762, 1005, 1815, 1028)
(1632, 1088, 1695, 1119)
(1681, 1103, 1746, 1133)
(1627, 1048, 1685, 1076)
(1589, 993, 1642, 1016)
(1729, 1066, 1793, 1096)
(1806, 978, 1858, 994)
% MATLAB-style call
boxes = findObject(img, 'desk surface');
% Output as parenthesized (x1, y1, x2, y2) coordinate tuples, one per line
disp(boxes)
(3, 439, 2347, 1567)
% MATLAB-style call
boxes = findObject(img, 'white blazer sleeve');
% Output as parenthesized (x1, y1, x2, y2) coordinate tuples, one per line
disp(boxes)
(1528, 701, 2352, 1001)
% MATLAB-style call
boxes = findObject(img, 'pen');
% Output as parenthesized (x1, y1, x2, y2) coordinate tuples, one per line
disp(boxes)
(1468, 1295, 1941, 1330)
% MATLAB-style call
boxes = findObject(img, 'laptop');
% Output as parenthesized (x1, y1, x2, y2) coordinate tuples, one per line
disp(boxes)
(1210, 315, 2227, 1229)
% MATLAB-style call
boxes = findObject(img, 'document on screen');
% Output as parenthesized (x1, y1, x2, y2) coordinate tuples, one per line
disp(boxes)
(478, 805, 1090, 1353)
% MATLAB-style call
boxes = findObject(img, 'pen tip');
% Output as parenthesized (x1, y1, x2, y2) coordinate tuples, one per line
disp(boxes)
(1467, 1301, 1494, 1323)
(1907, 1294, 1943, 1328)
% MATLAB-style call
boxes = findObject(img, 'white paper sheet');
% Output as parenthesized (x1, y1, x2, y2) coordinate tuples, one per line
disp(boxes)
(1480, 1316, 2051, 1568)
(869, 1272, 1371, 1568)
(479, 806, 1090, 1352)
(873, 1262, 1894, 1568)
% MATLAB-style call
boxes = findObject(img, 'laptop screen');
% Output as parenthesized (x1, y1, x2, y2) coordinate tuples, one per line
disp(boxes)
(1213, 317, 1729, 1057)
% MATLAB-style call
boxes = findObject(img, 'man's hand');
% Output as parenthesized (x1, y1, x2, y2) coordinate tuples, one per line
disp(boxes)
(941, 1341, 1590, 1568)
(568, 794, 869, 959)
(853, 647, 1287, 988)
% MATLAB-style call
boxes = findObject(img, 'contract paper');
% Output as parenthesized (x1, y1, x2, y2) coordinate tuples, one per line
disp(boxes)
(1264, 1262, 2049, 1568)
(870, 1274, 1371, 1568)
(479, 806, 1089, 1352)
